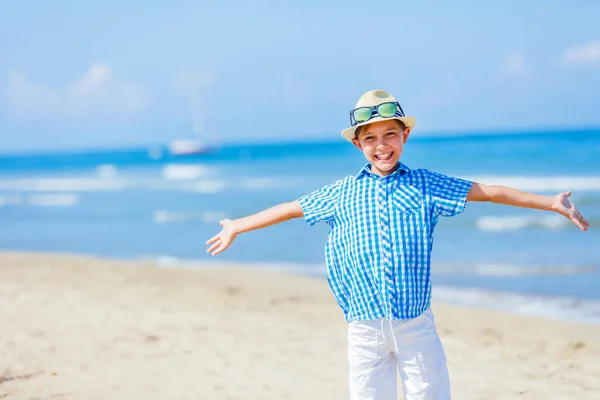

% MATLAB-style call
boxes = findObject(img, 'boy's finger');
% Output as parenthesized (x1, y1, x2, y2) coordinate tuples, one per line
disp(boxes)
(207, 241, 221, 254)
(206, 234, 219, 245)
(212, 243, 226, 256)
(576, 211, 590, 228)
(573, 218, 586, 231)
(581, 215, 590, 227)
(582, 219, 590, 229)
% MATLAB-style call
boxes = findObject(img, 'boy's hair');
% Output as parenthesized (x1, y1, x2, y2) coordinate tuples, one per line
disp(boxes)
(354, 120, 406, 139)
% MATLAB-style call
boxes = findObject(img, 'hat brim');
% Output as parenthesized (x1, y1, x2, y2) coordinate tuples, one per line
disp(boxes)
(341, 116, 416, 142)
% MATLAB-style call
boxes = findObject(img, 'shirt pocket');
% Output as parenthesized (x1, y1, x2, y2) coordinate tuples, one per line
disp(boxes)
(392, 185, 424, 249)
(391, 184, 423, 214)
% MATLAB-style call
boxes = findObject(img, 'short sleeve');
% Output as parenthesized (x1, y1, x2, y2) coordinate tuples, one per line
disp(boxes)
(425, 170, 472, 217)
(297, 180, 343, 226)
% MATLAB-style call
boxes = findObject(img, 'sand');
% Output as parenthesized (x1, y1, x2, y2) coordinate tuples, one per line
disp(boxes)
(1, 251, 599, 399)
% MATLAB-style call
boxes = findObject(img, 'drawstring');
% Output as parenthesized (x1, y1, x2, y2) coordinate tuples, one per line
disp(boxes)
(390, 319, 399, 351)
(381, 318, 399, 353)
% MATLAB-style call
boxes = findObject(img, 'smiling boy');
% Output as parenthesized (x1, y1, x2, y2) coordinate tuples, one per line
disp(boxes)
(206, 89, 589, 399)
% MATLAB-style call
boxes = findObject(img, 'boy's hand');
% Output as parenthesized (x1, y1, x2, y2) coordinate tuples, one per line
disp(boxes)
(552, 191, 590, 232)
(204, 201, 302, 256)
(206, 219, 238, 256)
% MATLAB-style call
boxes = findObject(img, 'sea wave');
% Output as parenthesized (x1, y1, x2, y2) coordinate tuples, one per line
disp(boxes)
(0, 177, 128, 192)
(28, 194, 80, 207)
(475, 214, 600, 232)
(2, 172, 599, 196)
(434, 263, 599, 277)
(0, 176, 230, 193)
(174, 180, 228, 193)
(152, 210, 227, 224)
(96, 164, 118, 178)
(0, 176, 280, 194)
(0, 194, 23, 206)
(240, 177, 282, 190)
(161, 164, 213, 180)
(463, 175, 600, 192)
(0, 193, 80, 207)
(476, 215, 567, 231)
(433, 285, 600, 325)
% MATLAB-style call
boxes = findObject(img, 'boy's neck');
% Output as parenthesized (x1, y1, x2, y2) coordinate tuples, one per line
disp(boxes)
(370, 162, 400, 177)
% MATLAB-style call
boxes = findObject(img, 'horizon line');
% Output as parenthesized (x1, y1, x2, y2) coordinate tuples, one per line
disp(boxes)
(1, 125, 599, 158)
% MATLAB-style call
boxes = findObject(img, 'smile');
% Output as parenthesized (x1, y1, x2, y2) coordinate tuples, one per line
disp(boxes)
(374, 152, 393, 161)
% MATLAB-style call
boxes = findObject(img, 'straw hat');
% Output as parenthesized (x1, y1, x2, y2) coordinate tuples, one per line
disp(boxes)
(341, 89, 416, 142)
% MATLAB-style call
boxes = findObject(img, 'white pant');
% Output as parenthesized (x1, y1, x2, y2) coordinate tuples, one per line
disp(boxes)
(347, 309, 450, 400)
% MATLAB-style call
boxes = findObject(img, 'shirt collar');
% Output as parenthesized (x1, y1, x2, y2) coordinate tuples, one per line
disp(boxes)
(356, 162, 411, 179)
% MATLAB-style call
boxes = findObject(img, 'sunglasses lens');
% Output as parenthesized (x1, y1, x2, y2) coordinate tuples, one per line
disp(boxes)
(353, 107, 372, 123)
(377, 103, 397, 118)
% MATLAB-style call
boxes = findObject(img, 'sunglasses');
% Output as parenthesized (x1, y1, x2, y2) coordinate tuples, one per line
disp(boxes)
(349, 102, 405, 127)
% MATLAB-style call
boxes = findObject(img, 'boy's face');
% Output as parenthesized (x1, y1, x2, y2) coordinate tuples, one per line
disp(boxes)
(351, 120, 410, 177)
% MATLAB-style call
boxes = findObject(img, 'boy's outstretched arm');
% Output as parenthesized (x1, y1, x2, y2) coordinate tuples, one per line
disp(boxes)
(206, 200, 304, 256)
(467, 182, 590, 232)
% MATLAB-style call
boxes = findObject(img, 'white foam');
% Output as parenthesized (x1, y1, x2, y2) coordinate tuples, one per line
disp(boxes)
(240, 177, 281, 190)
(162, 164, 212, 180)
(148, 255, 327, 275)
(152, 210, 227, 224)
(96, 164, 118, 178)
(153, 255, 185, 268)
(28, 193, 79, 207)
(0, 175, 230, 193)
(200, 211, 227, 224)
(476, 214, 568, 231)
(433, 285, 600, 325)
(147, 146, 164, 160)
(463, 175, 600, 192)
(188, 180, 227, 193)
(434, 263, 598, 277)
(152, 210, 186, 223)
(0, 178, 127, 192)
(0, 194, 23, 206)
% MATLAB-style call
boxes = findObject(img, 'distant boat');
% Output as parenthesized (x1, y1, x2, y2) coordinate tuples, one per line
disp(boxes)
(167, 138, 213, 156)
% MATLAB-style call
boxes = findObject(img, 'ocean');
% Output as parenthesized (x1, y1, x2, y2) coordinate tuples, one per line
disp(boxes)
(1, 129, 600, 323)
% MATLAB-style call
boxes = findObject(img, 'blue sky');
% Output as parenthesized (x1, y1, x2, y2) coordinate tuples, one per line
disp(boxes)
(1, 1, 600, 153)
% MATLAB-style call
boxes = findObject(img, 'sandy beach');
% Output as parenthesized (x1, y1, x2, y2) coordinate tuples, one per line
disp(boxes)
(1, 252, 599, 399)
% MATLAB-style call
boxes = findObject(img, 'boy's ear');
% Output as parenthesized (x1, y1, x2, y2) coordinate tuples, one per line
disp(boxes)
(351, 137, 363, 150)
(403, 127, 411, 144)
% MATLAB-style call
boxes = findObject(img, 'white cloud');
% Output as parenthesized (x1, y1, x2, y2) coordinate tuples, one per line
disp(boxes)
(563, 40, 600, 66)
(6, 63, 149, 118)
(502, 52, 527, 75)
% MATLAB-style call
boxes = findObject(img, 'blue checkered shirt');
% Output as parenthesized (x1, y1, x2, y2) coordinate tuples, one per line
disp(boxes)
(298, 163, 472, 322)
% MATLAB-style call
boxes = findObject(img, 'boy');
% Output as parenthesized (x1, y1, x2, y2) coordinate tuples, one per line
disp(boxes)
(206, 89, 590, 400)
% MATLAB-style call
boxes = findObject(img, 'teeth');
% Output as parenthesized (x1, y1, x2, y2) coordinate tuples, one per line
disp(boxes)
(375, 152, 392, 160)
